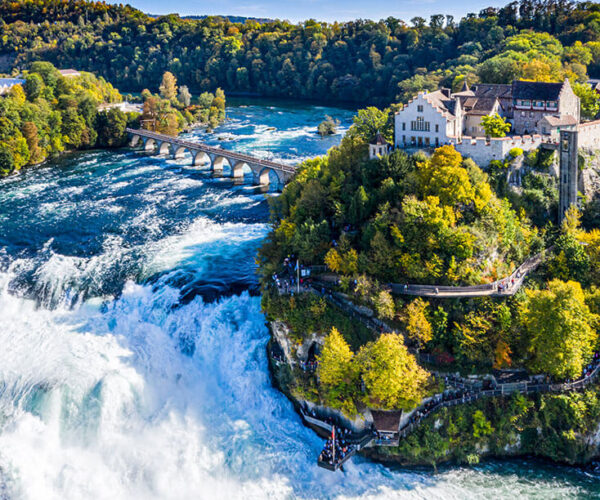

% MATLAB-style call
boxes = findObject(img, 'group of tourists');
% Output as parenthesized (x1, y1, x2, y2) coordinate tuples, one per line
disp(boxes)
(318, 427, 355, 466)
(272, 256, 313, 295)
(299, 359, 318, 372)
(582, 352, 600, 380)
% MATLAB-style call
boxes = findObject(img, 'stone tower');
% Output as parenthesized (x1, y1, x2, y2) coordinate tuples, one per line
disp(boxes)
(558, 130, 579, 223)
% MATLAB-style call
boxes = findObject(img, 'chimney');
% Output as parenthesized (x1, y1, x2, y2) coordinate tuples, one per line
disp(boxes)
(440, 88, 451, 98)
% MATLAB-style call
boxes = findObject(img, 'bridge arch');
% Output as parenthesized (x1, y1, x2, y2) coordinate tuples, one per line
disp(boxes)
(211, 155, 233, 174)
(143, 138, 157, 151)
(130, 134, 141, 148)
(257, 167, 281, 188)
(158, 141, 171, 155)
(191, 150, 210, 167)
(232, 161, 252, 180)
(171, 145, 187, 160)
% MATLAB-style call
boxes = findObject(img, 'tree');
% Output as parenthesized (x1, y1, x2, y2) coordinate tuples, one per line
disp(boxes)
(356, 333, 429, 410)
(324, 248, 343, 273)
(373, 290, 395, 319)
(0, 149, 14, 175)
(481, 113, 511, 137)
(8, 83, 26, 105)
(404, 298, 433, 349)
(521, 280, 598, 379)
(96, 108, 128, 147)
(23, 73, 43, 100)
(348, 185, 369, 224)
(472, 410, 494, 439)
(573, 82, 600, 121)
(351, 107, 390, 142)
(159, 71, 177, 101)
(417, 146, 476, 207)
(317, 115, 339, 136)
(317, 328, 358, 413)
(318, 327, 354, 387)
(177, 85, 192, 107)
(21, 122, 42, 163)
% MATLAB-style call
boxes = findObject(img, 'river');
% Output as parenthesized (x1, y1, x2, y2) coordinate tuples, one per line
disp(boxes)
(0, 99, 598, 499)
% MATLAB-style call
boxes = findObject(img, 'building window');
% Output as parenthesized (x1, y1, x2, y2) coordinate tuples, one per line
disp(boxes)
(425, 137, 430, 146)
(411, 136, 416, 145)
(520, 99, 531, 106)
(402, 122, 406, 131)
(529, 112, 534, 117)
(547, 101, 557, 108)
(435, 137, 439, 146)
(521, 111, 526, 116)
(542, 126, 547, 134)
(435, 124, 439, 132)
(411, 116, 430, 131)
(402, 135, 406, 143)
(417, 105, 423, 112)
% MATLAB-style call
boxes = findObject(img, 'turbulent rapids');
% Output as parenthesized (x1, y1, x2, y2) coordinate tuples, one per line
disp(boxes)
(0, 100, 598, 499)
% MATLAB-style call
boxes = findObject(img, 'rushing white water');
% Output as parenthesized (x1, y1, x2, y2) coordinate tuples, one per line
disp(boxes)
(0, 100, 597, 499)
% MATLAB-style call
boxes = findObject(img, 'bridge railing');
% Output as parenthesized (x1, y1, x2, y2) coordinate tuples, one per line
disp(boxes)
(126, 128, 297, 173)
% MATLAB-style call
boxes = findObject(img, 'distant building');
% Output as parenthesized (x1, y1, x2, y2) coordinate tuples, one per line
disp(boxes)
(0, 78, 25, 96)
(98, 102, 142, 114)
(58, 69, 81, 78)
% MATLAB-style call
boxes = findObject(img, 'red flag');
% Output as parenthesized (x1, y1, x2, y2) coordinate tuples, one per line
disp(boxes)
(331, 426, 335, 463)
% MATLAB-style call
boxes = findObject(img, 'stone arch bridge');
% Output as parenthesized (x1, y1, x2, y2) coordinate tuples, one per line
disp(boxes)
(126, 128, 297, 189)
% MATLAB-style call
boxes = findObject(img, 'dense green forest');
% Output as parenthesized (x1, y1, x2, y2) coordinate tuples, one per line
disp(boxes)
(0, 60, 127, 175)
(2, 0, 600, 104)
(0, 62, 226, 176)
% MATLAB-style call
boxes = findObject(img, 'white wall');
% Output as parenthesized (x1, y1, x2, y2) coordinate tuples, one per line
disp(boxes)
(394, 92, 453, 148)
(450, 135, 550, 167)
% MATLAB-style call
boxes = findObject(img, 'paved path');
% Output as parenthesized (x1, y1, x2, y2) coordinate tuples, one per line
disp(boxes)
(310, 247, 550, 299)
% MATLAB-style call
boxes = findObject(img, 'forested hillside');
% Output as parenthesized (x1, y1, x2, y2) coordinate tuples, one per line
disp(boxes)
(2, 0, 600, 104)
(259, 110, 600, 398)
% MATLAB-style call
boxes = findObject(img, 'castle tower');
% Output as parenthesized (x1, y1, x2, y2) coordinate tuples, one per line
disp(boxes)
(558, 130, 579, 223)
(369, 132, 391, 160)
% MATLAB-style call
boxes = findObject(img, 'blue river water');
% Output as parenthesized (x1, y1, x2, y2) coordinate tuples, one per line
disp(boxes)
(0, 99, 598, 499)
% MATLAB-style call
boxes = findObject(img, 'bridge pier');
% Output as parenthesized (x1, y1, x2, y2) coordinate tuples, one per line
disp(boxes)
(212, 155, 229, 174)
(130, 134, 141, 148)
(233, 161, 247, 179)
